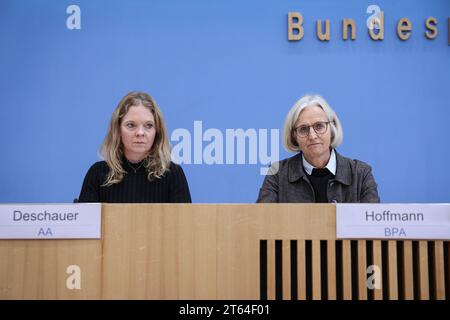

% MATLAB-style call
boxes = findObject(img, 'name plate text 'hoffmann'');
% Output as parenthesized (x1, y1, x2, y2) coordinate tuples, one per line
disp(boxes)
(336, 204, 450, 240)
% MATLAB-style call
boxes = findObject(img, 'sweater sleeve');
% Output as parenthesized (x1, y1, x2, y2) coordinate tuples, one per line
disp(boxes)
(78, 162, 102, 202)
(168, 163, 192, 203)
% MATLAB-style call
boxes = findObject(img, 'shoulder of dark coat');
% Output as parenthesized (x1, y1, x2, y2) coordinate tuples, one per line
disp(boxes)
(339, 154, 374, 174)
(271, 153, 301, 169)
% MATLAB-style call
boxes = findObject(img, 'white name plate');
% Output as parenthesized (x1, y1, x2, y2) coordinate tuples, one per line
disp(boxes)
(0, 203, 101, 239)
(336, 204, 450, 240)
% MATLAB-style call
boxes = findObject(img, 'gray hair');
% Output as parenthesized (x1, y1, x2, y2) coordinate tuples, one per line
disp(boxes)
(283, 94, 343, 152)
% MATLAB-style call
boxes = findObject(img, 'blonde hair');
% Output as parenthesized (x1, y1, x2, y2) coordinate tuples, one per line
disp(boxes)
(283, 94, 343, 152)
(101, 91, 171, 186)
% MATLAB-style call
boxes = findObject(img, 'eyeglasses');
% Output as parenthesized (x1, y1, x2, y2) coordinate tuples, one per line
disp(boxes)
(294, 121, 330, 137)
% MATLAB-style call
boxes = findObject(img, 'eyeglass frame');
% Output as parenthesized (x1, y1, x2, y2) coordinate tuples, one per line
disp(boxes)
(293, 121, 331, 137)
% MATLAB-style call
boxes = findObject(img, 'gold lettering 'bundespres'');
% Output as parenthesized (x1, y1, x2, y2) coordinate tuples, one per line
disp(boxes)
(288, 12, 450, 44)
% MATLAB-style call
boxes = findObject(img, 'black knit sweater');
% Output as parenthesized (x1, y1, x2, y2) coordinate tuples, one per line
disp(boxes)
(78, 160, 192, 203)
(306, 168, 335, 203)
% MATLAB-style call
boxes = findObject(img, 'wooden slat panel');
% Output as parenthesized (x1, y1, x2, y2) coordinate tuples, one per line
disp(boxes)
(373, 240, 383, 300)
(218, 203, 335, 299)
(297, 240, 306, 300)
(357, 240, 367, 300)
(327, 240, 336, 300)
(282, 240, 291, 300)
(0, 242, 26, 299)
(388, 241, 398, 300)
(55, 240, 103, 299)
(312, 240, 321, 300)
(217, 205, 259, 299)
(447, 242, 450, 299)
(433, 241, 445, 300)
(418, 241, 429, 300)
(179, 206, 217, 299)
(4, 204, 447, 300)
(403, 241, 414, 300)
(0, 240, 102, 299)
(102, 204, 217, 299)
(267, 240, 276, 300)
(0, 204, 338, 300)
(342, 240, 352, 300)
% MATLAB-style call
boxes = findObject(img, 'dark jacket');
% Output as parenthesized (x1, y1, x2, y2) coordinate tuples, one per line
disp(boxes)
(257, 151, 380, 203)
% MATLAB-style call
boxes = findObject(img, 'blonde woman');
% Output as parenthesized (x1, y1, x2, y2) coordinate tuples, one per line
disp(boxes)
(79, 91, 191, 203)
(257, 94, 379, 203)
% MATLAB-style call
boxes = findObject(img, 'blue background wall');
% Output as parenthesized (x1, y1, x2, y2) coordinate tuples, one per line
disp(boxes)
(0, 0, 449, 203)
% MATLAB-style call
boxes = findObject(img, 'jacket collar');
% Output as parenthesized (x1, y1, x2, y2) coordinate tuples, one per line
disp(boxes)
(288, 150, 352, 186)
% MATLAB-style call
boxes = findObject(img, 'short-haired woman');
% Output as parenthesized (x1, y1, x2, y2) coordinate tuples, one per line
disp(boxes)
(257, 94, 379, 203)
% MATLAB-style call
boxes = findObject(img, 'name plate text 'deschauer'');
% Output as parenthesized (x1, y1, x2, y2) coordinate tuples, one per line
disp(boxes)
(0, 203, 101, 239)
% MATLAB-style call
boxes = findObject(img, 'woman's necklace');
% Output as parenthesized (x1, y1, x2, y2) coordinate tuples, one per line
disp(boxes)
(126, 159, 145, 173)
